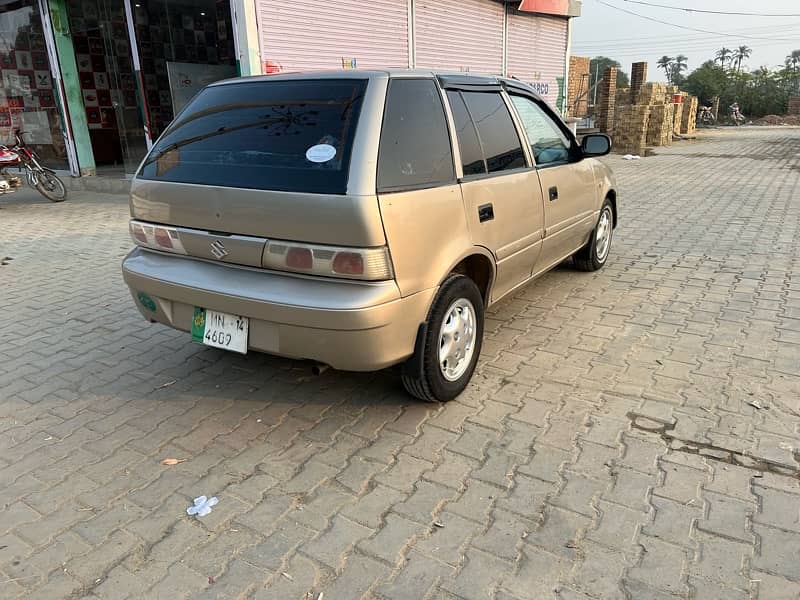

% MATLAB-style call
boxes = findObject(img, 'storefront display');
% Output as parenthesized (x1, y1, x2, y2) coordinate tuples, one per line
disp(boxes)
(0, 0, 67, 168)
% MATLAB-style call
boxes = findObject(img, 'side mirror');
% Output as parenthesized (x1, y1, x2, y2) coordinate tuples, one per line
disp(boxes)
(581, 134, 612, 157)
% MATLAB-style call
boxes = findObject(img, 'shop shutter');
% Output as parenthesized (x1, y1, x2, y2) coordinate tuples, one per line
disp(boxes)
(257, 0, 409, 72)
(506, 9, 568, 109)
(414, 0, 504, 75)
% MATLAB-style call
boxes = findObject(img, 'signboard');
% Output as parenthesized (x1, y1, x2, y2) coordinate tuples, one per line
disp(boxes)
(166, 62, 237, 116)
(518, 0, 581, 17)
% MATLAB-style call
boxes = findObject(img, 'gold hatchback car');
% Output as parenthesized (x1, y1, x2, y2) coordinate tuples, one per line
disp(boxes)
(122, 70, 617, 402)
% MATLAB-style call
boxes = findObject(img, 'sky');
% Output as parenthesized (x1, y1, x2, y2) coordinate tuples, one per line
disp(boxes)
(571, 0, 800, 81)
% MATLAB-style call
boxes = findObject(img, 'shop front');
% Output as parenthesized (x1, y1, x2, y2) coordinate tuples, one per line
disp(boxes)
(0, 0, 247, 176)
(258, 0, 580, 114)
(0, 0, 71, 170)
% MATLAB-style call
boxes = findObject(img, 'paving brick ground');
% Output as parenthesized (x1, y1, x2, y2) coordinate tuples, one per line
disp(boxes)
(1, 127, 800, 599)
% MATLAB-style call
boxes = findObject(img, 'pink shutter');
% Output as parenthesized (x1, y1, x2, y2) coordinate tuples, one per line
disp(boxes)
(506, 9, 568, 108)
(414, 0, 504, 75)
(257, 0, 410, 72)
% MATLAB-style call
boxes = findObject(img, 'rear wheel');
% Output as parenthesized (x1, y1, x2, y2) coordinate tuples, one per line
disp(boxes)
(402, 274, 484, 402)
(35, 170, 67, 202)
(574, 199, 614, 272)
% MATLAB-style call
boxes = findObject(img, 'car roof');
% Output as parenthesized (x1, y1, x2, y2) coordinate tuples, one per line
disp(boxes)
(209, 69, 544, 101)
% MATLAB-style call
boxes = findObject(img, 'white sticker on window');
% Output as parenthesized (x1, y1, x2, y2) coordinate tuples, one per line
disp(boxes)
(306, 144, 337, 163)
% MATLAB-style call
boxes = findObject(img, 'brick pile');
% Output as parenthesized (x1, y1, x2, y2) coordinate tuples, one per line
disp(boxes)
(680, 94, 698, 134)
(568, 56, 591, 117)
(594, 67, 617, 134)
(646, 103, 674, 147)
(788, 97, 800, 115)
(636, 82, 667, 105)
(630, 62, 648, 104)
(612, 104, 651, 155)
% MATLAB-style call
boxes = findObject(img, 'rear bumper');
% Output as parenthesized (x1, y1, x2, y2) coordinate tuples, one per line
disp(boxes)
(121, 248, 435, 371)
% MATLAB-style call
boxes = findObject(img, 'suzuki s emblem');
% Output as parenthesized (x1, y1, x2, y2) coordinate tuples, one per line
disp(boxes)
(210, 240, 228, 259)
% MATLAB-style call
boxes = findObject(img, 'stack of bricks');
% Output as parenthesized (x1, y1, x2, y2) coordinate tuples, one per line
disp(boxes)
(568, 56, 591, 117)
(680, 94, 699, 134)
(612, 104, 651, 155)
(788, 97, 800, 115)
(646, 103, 674, 147)
(664, 85, 681, 134)
(594, 67, 618, 134)
(630, 62, 648, 104)
(637, 82, 667, 105)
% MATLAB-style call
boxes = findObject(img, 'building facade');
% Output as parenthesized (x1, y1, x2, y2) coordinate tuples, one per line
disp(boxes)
(0, 0, 580, 177)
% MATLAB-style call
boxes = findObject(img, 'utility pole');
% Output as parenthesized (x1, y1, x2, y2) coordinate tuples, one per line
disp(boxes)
(593, 63, 600, 105)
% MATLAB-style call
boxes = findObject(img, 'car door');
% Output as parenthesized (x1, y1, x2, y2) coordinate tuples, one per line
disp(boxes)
(446, 88, 545, 302)
(508, 94, 599, 274)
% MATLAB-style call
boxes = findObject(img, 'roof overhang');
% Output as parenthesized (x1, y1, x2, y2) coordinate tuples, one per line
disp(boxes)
(516, 0, 582, 17)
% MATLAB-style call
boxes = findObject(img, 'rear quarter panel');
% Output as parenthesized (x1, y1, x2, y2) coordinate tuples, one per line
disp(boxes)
(378, 184, 482, 298)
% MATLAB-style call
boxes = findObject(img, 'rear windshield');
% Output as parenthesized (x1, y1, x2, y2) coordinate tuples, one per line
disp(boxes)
(138, 79, 367, 194)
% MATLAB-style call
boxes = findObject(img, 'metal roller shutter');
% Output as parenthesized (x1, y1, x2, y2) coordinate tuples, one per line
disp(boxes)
(506, 9, 568, 109)
(414, 0, 504, 75)
(257, 0, 410, 72)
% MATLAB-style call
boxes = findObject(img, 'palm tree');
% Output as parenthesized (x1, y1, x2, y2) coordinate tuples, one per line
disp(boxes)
(716, 47, 733, 69)
(787, 49, 800, 70)
(673, 55, 688, 80)
(657, 55, 674, 81)
(735, 45, 752, 72)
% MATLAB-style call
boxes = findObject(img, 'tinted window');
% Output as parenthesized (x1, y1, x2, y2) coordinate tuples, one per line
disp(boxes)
(510, 95, 571, 165)
(447, 91, 486, 176)
(377, 79, 454, 191)
(462, 92, 526, 173)
(139, 79, 367, 194)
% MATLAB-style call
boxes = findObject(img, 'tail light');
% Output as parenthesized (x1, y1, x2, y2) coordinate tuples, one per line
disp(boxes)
(130, 220, 186, 254)
(263, 241, 393, 281)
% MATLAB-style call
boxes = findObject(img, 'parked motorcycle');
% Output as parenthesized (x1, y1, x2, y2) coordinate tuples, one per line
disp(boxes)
(699, 106, 716, 126)
(0, 130, 67, 202)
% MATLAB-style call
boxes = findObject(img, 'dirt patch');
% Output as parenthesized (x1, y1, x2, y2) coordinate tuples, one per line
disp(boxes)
(753, 115, 800, 126)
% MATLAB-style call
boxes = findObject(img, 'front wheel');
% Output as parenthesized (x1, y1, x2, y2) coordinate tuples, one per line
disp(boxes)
(34, 169, 67, 202)
(574, 199, 614, 271)
(402, 274, 484, 402)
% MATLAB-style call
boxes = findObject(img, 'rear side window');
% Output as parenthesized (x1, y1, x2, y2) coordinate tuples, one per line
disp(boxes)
(138, 79, 367, 194)
(461, 92, 526, 173)
(447, 91, 486, 176)
(377, 79, 454, 191)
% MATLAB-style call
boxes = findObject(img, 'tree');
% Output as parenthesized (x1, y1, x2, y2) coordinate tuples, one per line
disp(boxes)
(657, 55, 674, 81)
(786, 49, 800, 70)
(715, 47, 733, 69)
(672, 55, 688, 83)
(588, 56, 630, 91)
(685, 60, 728, 105)
(734, 46, 752, 73)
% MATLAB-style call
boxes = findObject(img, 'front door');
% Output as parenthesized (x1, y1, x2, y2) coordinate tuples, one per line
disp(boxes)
(509, 94, 598, 272)
(447, 89, 545, 301)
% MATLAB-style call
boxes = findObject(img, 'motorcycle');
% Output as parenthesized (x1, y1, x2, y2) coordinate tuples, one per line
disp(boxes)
(699, 106, 716, 126)
(0, 129, 67, 202)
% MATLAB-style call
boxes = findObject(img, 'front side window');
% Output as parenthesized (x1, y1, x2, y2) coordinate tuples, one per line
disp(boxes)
(461, 92, 526, 173)
(377, 79, 454, 191)
(138, 79, 367, 194)
(510, 95, 571, 166)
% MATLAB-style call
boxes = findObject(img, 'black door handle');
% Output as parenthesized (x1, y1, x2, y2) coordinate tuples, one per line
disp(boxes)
(478, 203, 494, 222)
(549, 186, 559, 201)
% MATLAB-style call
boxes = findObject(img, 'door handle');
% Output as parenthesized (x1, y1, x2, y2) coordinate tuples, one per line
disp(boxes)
(549, 186, 559, 201)
(478, 203, 494, 223)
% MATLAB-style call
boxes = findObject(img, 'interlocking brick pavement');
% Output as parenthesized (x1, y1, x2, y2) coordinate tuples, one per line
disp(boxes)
(1, 127, 800, 599)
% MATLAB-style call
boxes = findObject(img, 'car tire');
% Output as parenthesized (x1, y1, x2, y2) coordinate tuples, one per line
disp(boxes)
(574, 199, 614, 272)
(401, 274, 484, 402)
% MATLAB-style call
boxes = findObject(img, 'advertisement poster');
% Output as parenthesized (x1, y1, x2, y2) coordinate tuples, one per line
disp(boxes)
(166, 61, 236, 115)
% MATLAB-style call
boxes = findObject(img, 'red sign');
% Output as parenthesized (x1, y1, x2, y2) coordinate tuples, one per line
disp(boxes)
(518, 0, 571, 16)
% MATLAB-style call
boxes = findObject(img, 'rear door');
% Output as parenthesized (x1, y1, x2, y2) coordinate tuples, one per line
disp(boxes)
(508, 93, 598, 272)
(447, 89, 545, 301)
